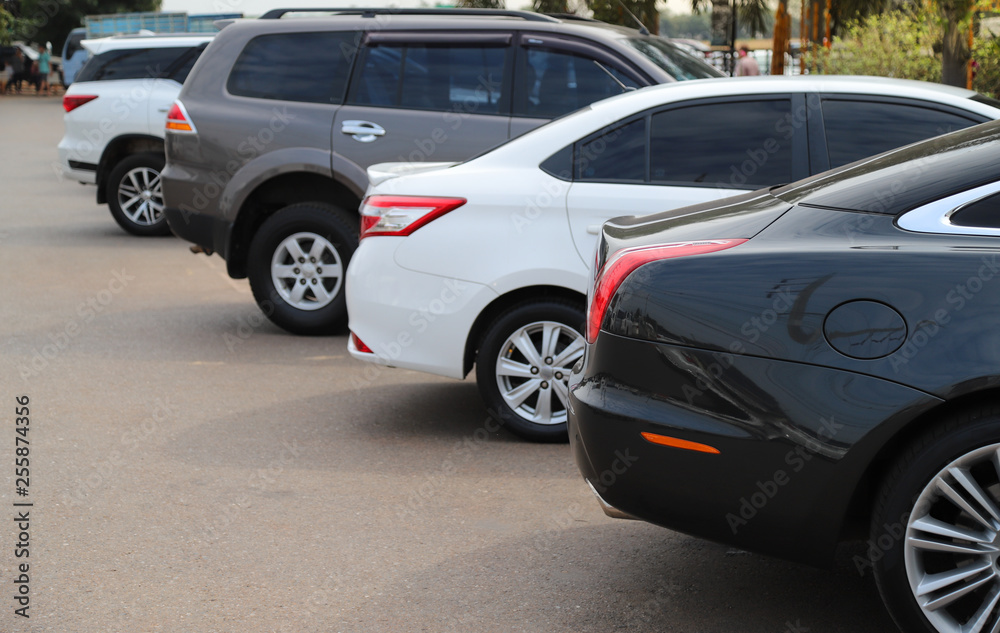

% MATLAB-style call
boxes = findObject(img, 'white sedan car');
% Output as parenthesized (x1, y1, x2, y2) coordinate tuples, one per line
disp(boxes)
(346, 76, 1000, 441)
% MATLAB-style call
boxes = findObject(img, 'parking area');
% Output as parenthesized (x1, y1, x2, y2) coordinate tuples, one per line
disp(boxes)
(1, 96, 894, 632)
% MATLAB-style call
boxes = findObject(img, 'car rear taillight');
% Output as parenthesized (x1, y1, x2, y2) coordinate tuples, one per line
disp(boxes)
(586, 239, 748, 343)
(165, 101, 197, 134)
(63, 95, 97, 112)
(359, 195, 466, 240)
(351, 332, 373, 354)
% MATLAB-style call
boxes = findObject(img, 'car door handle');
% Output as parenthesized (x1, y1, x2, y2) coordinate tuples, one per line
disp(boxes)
(157, 108, 169, 113)
(341, 120, 385, 143)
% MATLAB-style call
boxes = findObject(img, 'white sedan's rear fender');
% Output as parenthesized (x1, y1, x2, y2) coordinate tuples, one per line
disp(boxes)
(346, 237, 498, 380)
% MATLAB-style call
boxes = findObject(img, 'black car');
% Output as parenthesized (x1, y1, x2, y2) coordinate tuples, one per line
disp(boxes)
(570, 120, 1000, 633)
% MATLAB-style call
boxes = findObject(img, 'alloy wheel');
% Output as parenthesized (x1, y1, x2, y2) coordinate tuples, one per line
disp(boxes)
(905, 443, 1000, 633)
(494, 320, 584, 426)
(117, 167, 164, 227)
(270, 232, 344, 311)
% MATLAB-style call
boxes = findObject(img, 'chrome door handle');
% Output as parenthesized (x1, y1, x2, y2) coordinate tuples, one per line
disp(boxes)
(341, 120, 385, 143)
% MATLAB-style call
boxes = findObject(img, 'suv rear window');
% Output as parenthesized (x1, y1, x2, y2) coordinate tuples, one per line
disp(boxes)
(75, 47, 196, 82)
(228, 32, 360, 104)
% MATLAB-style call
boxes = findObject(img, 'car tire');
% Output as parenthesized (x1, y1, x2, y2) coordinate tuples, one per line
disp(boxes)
(475, 300, 585, 443)
(872, 406, 1000, 633)
(106, 152, 170, 236)
(247, 202, 357, 336)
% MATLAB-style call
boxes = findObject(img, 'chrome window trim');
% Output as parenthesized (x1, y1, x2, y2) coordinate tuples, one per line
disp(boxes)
(896, 180, 1000, 236)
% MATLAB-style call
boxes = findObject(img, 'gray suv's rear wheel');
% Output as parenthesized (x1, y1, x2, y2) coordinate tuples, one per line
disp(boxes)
(247, 202, 357, 335)
(106, 152, 170, 237)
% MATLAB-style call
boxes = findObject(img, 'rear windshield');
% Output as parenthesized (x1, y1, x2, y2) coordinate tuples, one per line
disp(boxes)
(626, 37, 723, 80)
(75, 46, 196, 83)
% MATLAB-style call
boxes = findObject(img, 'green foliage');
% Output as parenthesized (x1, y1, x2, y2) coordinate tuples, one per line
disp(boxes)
(533, 0, 569, 13)
(588, 0, 659, 34)
(661, 11, 711, 39)
(456, 0, 505, 7)
(0, 6, 21, 45)
(14, 0, 160, 51)
(973, 34, 1000, 99)
(807, 8, 942, 82)
(691, 0, 771, 37)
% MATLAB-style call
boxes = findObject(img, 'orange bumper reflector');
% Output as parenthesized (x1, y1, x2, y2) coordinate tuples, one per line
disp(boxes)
(166, 121, 194, 132)
(640, 432, 720, 454)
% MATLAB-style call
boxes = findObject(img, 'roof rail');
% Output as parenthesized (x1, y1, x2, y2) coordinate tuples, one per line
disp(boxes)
(259, 8, 560, 22)
(543, 13, 600, 22)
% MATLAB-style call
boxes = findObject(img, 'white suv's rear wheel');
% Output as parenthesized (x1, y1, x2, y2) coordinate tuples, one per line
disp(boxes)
(106, 152, 170, 237)
(247, 202, 357, 335)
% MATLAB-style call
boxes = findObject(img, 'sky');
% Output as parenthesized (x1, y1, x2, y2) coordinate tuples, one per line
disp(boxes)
(160, 0, 696, 18)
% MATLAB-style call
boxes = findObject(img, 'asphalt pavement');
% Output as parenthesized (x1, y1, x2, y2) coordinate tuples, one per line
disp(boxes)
(0, 96, 896, 633)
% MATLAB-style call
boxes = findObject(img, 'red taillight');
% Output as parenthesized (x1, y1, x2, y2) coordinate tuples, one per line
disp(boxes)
(359, 195, 466, 240)
(351, 332, 373, 354)
(165, 101, 197, 134)
(63, 95, 97, 112)
(586, 239, 748, 343)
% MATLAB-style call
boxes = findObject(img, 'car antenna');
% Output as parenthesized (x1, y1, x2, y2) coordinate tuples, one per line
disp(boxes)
(593, 60, 635, 93)
(617, 0, 650, 36)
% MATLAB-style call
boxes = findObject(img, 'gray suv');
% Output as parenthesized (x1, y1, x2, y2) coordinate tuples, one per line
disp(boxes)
(162, 8, 721, 334)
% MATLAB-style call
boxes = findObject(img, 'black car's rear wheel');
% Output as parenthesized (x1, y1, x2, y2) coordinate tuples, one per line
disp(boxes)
(476, 300, 585, 442)
(247, 202, 357, 335)
(873, 408, 1000, 633)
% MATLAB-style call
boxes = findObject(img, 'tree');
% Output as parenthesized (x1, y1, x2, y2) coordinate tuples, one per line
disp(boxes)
(691, 0, 772, 39)
(935, 0, 974, 86)
(587, 0, 659, 34)
(456, 0, 505, 7)
(13, 0, 160, 51)
(534, 0, 570, 13)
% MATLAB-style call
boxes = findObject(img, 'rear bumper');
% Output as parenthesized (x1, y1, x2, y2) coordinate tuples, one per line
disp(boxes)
(568, 333, 941, 566)
(164, 207, 230, 258)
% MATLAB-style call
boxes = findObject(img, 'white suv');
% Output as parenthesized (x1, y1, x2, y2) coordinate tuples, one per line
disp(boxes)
(58, 33, 213, 236)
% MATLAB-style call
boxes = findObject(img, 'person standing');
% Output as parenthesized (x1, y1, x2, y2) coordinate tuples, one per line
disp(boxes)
(9, 49, 24, 93)
(37, 44, 50, 95)
(735, 46, 761, 77)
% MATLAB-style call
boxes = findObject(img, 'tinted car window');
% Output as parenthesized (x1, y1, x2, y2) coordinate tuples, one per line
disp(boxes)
(169, 47, 204, 84)
(822, 99, 980, 168)
(576, 118, 646, 182)
(650, 99, 793, 188)
(950, 191, 1000, 228)
(228, 32, 359, 104)
(352, 43, 507, 114)
(518, 48, 637, 119)
(626, 37, 723, 80)
(76, 47, 194, 82)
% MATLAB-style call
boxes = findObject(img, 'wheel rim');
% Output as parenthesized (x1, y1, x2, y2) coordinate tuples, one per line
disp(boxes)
(495, 320, 584, 426)
(904, 443, 1000, 633)
(270, 232, 344, 311)
(117, 167, 164, 226)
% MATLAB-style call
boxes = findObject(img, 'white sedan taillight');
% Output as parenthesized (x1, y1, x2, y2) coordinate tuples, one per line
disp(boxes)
(359, 195, 466, 240)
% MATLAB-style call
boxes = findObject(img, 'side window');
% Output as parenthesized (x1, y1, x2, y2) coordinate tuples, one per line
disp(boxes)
(575, 119, 647, 183)
(822, 100, 980, 168)
(950, 192, 1000, 229)
(351, 43, 507, 114)
(517, 48, 638, 119)
(168, 47, 204, 84)
(227, 32, 360, 104)
(650, 100, 793, 188)
(75, 47, 194, 82)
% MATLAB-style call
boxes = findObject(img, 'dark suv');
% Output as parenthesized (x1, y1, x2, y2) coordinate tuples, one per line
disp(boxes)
(162, 8, 721, 334)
